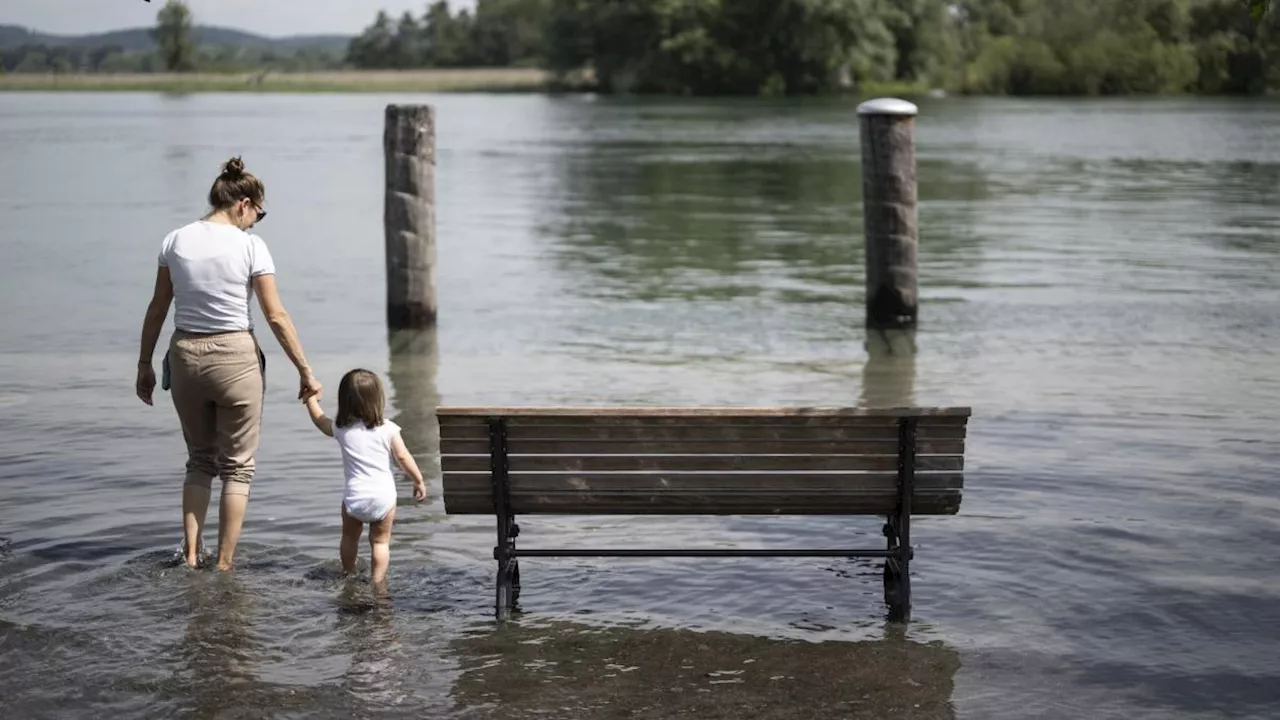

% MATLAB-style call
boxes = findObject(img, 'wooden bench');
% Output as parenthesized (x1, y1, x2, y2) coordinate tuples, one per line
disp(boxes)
(437, 406, 971, 622)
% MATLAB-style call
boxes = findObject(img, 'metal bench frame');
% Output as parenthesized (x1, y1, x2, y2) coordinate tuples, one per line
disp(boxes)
(479, 415, 922, 622)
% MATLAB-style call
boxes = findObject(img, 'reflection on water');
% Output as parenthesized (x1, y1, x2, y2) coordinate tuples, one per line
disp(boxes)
(387, 327, 442, 484)
(549, 148, 866, 304)
(544, 117, 992, 309)
(334, 582, 410, 708)
(176, 573, 262, 718)
(449, 619, 959, 719)
(861, 329, 917, 408)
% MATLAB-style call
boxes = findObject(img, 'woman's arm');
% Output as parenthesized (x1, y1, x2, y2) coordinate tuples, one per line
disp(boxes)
(304, 395, 334, 437)
(390, 432, 427, 502)
(136, 266, 174, 405)
(253, 273, 321, 400)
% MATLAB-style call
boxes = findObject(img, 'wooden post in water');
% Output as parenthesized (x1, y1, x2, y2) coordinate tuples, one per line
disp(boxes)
(858, 98, 918, 331)
(384, 104, 437, 328)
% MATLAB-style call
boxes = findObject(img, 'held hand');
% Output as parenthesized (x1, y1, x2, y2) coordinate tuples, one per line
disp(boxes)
(136, 363, 156, 406)
(413, 481, 427, 503)
(298, 371, 322, 401)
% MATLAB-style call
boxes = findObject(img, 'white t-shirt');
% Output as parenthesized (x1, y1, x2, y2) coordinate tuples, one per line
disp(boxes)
(158, 220, 276, 334)
(334, 420, 401, 507)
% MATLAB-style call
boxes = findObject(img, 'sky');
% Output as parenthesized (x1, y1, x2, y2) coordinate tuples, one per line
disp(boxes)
(1, 0, 476, 38)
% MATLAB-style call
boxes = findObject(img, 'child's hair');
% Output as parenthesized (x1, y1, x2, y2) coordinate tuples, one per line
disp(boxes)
(335, 369, 385, 430)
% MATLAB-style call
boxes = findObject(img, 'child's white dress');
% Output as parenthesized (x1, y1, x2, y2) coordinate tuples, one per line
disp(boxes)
(334, 420, 401, 523)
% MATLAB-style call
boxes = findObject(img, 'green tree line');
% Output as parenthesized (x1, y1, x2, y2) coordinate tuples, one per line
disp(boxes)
(7, 0, 1274, 94)
(347, 0, 1280, 95)
(1, 45, 159, 73)
(348, 0, 547, 68)
(0, 44, 344, 74)
(1, 0, 343, 74)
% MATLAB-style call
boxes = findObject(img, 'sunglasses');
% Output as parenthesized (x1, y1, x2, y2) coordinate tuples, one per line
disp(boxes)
(245, 198, 267, 224)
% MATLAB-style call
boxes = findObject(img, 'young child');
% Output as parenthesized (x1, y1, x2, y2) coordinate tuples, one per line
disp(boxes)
(304, 368, 426, 584)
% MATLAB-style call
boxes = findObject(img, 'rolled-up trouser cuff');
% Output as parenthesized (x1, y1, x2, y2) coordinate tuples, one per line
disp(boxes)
(184, 470, 215, 490)
(221, 479, 252, 497)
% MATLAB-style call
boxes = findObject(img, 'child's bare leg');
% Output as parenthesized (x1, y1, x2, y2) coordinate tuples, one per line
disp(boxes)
(340, 504, 363, 575)
(368, 508, 396, 585)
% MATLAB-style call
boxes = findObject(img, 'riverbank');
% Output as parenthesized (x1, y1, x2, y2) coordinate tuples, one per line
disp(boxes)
(0, 68, 556, 93)
(0, 68, 931, 96)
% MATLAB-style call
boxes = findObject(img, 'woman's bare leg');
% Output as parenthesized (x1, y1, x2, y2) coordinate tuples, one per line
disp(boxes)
(209, 333, 263, 572)
(216, 491, 248, 571)
(182, 484, 211, 567)
(369, 508, 396, 585)
(340, 504, 363, 575)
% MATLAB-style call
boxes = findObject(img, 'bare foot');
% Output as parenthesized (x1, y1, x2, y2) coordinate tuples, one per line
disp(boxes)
(182, 539, 202, 569)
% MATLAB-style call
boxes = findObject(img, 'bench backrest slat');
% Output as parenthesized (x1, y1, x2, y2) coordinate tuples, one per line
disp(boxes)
(438, 407, 970, 517)
(443, 471, 962, 515)
(441, 437, 964, 456)
(437, 414, 967, 430)
(436, 406, 969, 418)
(441, 454, 963, 473)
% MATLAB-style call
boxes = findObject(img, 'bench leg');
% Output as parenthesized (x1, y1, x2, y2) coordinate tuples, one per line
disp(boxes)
(489, 416, 518, 621)
(494, 520, 520, 620)
(883, 516, 912, 622)
(886, 417, 915, 623)
(511, 558, 521, 605)
(885, 557, 911, 622)
(495, 556, 514, 621)
(493, 520, 520, 621)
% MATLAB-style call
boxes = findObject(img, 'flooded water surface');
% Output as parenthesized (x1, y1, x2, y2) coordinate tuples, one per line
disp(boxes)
(1, 92, 1279, 718)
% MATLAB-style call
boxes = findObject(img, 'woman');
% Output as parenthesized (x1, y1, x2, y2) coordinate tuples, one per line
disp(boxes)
(136, 156, 321, 570)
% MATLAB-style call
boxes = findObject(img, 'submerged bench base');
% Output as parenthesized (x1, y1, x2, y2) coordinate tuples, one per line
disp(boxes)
(491, 525, 915, 622)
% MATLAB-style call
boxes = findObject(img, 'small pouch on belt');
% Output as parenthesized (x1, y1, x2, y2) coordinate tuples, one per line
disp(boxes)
(255, 339, 266, 390)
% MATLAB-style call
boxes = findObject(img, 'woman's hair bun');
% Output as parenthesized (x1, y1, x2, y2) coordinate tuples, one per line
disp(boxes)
(207, 155, 263, 210)
(220, 156, 246, 180)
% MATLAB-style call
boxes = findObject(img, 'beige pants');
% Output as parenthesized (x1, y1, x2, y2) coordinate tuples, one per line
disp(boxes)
(168, 330, 264, 497)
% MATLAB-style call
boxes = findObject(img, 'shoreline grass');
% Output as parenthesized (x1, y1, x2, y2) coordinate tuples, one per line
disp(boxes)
(0, 68, 941, 97)
(0, 70, 1242, 98)
(0, 68, 557, 93)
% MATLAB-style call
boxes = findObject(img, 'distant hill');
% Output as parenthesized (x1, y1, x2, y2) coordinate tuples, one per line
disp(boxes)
(0, 24, 350, 52)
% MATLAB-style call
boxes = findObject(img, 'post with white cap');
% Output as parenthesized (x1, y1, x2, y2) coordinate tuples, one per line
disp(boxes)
(384, 104, 437, 328)
(857, 98, 918, 331)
